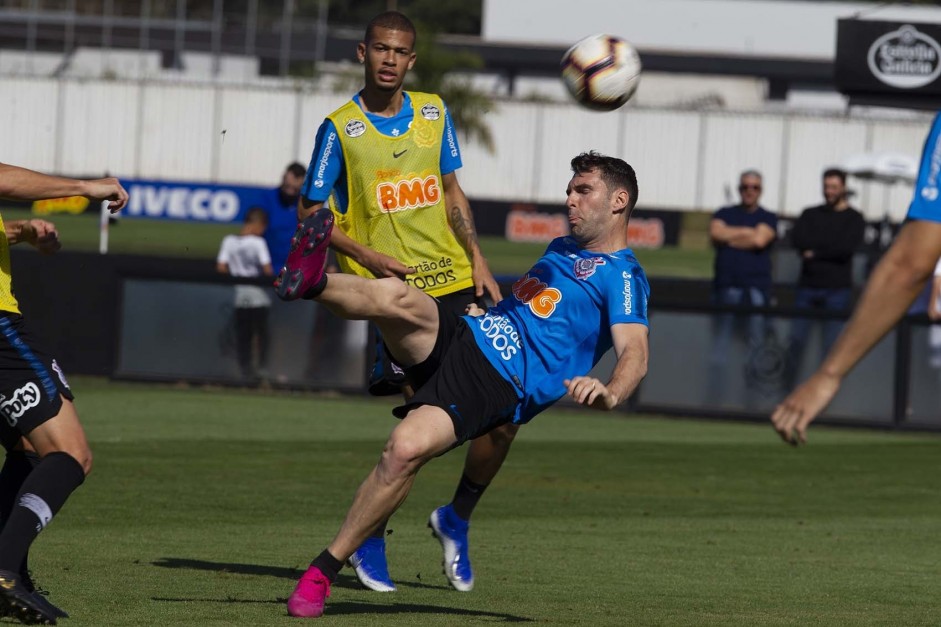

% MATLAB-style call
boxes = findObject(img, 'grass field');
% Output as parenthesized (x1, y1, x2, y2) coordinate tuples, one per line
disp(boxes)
(1, 210, 715, 279)
(20, 377, 941, 626)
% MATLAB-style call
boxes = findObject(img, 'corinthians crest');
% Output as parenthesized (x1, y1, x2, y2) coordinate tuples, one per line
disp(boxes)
(574, 257, 606, 280)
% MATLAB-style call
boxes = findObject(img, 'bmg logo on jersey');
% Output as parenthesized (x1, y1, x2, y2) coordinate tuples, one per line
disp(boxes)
(513, 275, 562, 318)
(375, 175, 441, 213)
(0, 382, 42, 427)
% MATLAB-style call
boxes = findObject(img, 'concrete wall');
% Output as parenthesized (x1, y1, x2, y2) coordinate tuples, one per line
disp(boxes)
(0, 75, 933, 220)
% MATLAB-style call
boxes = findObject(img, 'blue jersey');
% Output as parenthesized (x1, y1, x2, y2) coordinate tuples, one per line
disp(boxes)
(465, 237, 650, 423)
(907, 111, 941, 223)
(300, 91, 463, 211)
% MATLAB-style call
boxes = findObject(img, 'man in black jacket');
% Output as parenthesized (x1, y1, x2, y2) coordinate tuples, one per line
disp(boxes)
(785, 168, 865, 385)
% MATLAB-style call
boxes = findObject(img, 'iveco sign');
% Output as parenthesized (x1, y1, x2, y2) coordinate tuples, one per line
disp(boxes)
(867, 25, 941, 89)
(118, 179, 272, 223)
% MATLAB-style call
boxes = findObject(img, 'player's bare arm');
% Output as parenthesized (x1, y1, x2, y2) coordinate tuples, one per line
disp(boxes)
(5, 219, 61, 254)
(0, 163, 128, 213)
(442, 172, 502, 302)
(565, 323, 648, 410)
(771, 220, 941, 445)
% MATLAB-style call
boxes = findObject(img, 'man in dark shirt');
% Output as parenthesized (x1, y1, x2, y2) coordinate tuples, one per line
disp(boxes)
(707, 170, 777, 406)
(262, 162, 307, 271)
(785, 168, 865, 384)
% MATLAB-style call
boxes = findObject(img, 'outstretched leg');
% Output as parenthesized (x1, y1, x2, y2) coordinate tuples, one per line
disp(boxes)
(276, 209, 440, 368)
(287, 405, 458, 618)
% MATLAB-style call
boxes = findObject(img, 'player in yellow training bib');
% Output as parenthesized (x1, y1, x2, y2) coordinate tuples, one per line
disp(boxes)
(0, 161, 127, 623)
(291, 10, 513, 595)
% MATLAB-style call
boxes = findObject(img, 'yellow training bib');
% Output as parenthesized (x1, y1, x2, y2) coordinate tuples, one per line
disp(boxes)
(327, 92, 474, 297)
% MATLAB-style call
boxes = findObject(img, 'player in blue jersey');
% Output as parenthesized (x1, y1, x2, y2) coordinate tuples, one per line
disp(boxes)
(279, 151, 650, 618)
(773, 110, 941, 444)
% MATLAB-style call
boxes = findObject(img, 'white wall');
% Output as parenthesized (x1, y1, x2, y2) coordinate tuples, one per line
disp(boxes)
(0, 75, 932, 221)
(482, 0, 941, 60)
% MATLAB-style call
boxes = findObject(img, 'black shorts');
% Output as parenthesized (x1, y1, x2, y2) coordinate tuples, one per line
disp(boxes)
(392, 300, 520, 445)
(435, 287, 488, 317)
(369, 287, 487, 397)
(0, 314, 74, 450)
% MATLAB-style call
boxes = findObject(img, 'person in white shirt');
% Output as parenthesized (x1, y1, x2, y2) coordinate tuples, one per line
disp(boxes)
(217, 208, 274, 378)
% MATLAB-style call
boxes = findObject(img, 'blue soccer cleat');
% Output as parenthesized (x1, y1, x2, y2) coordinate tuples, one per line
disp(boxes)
(428, 504, 474, 592)
(348, 537, 396, 592)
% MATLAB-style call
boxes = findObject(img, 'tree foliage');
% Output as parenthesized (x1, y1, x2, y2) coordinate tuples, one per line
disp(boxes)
(408, 21, 495, 153)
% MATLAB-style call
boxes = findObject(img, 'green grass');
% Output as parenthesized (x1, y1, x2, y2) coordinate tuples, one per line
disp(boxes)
(4, 209, 714, 279)
(23, 377, 941, 625)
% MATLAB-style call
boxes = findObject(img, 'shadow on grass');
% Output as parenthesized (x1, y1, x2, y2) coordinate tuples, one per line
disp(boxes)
(151, 596, 534, 622)
(151, 557, 449, 591)
(315, 601, 534, 621)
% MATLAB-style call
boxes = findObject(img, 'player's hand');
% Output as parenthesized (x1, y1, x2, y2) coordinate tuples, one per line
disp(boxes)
(472, 256, 502, 303)
(82, 177, 129, 213)
(564, 376, 616, 410)
(770, 371, 841, 445)
(465, 303, 486, 317)
(25, 219, 61, 254)
(361, 249, 414, 279)
(929, 304, 941, 321)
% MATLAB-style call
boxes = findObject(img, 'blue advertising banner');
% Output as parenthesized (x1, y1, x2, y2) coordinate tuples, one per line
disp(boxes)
(121, 179, 273, 223)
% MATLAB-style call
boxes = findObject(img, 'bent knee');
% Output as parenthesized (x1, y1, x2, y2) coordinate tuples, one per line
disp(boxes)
(50, 447, 92, 476)
(489, 422, 520, 447)
(61, 448, 92, 476)
(374, 277, 412, 307)
(380, 432, 434, 475)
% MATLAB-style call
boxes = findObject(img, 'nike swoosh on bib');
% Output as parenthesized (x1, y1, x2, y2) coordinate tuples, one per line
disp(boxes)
(393, 149, 408, 158)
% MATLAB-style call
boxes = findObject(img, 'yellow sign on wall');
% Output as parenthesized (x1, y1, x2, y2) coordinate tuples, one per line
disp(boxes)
(31, 196, 90, 215)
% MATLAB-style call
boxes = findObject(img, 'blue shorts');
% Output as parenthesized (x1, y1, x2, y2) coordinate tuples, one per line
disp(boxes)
(906, 112, 941, 223)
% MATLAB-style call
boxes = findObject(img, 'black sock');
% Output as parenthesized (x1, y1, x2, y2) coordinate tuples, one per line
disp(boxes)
(369, 520, 388, 540)
(0, 452, 85, 573)
(450, 473, 489, 521)
(0, 451, 41, 524)
(0, 451, 40, 583)
(311, 550, 343, 583)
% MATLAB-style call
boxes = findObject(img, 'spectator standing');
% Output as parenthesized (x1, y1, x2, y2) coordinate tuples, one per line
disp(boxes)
(217, 208, 274, 379)
(786, 169, 865, 383)
(262, 163, 306, 272)
(706, 170, 778, 405)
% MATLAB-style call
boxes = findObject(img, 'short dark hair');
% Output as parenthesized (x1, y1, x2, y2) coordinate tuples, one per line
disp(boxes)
(570, 151, 639, 214)
(245, 207, 268, 225)
(823, 168, 847, 184)
(365, 11, 417, 47)
(285, 162, 306, 178)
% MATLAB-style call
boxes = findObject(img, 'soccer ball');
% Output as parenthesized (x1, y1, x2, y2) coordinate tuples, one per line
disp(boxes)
(561, 34, 642, 111)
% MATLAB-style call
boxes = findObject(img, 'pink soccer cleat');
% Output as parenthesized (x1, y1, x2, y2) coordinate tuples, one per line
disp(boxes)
(275, 208, 334, 301)
(287, 565, 331, 618)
